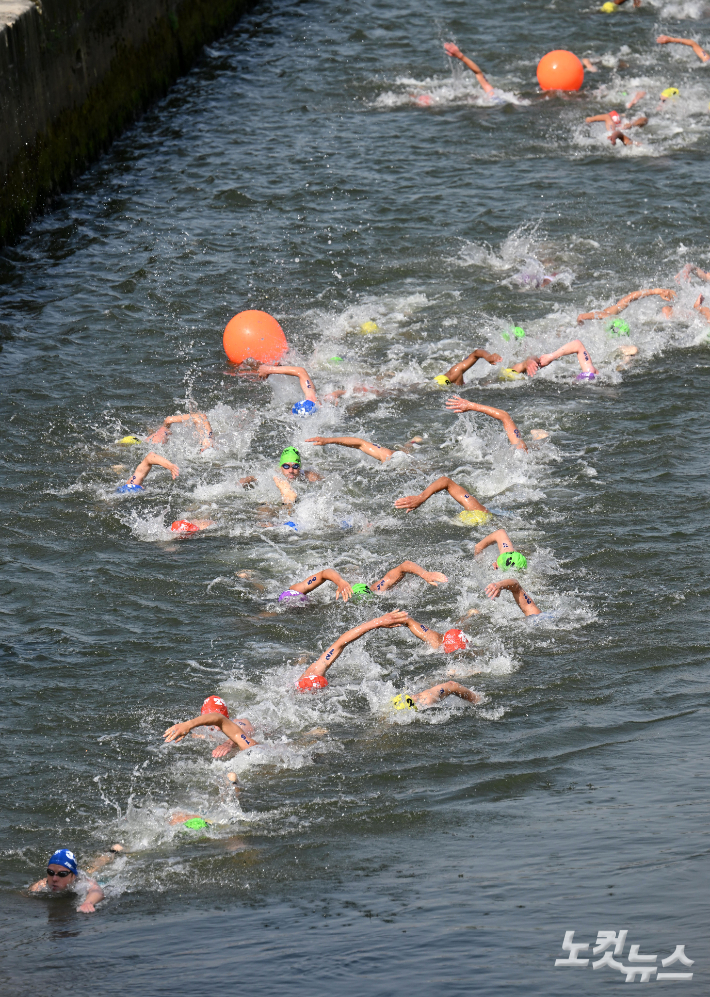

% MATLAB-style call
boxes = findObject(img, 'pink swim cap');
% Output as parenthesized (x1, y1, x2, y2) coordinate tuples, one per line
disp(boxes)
(442, 629, 469, 653)
(201, 696, 229, 717)
(296, 675, 328, 691)
(609, 110, 621, 123)
(171, 520, 200, 533)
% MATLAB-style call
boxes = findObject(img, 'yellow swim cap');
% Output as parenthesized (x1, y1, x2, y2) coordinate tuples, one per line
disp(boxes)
(434, 374, 451, 386)
(119, 436, 142, 445)
(499, 368, 525, 381)
(458, 510, 492, 526)
(600, 2, 617, 11)
(391, 692, 417, 711)
(661, 87, 679, 99)
(360, 321, 379, 334)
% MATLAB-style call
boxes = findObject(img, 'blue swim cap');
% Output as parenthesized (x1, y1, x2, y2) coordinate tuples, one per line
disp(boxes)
(283, 521, 298, 531)
(292, 400, 317, 416)
(48, 849, 78, 875)
(116, 483, 144, 493)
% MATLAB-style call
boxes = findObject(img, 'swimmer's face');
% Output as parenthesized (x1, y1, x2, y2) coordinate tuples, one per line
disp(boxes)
(280, 463, 301, 480)
(46, 865, 76, 892)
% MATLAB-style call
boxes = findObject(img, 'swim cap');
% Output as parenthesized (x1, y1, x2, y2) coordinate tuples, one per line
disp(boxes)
(201, 696, 229, 718)
(171, 520, 200, 533)
(296, 675, 328, 691)
(600, 2, 617, 10)
(496, 551, 528, 570)
(283, 521, 298, 531)
(279, 447, 301, 466)
(513, 326, 526, 339)
(182, 818, 209, 830)
(278, 589, 308, 603)
(328, 356, 343, 363)
(434, 375, 451, 386)
(607, 318, 630, 336)
(116, 483, 144, 493)
(351, 583, 372, 598)
(609, 110, 621, 123)
(292, 400, 317, 416)
(391, 691, 417, 711)
(500, 368, 525, 381)
(442, 629, 469, 653)
(661, 87, 679, 99)
(119, 436, 142, 445)
(458, 510, 492, 526)
(48, 849, 78, 876)
(576, 371, 596, 381)
(360, 321, 378, 334)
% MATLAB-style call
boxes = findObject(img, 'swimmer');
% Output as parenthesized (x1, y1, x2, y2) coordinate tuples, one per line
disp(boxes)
(146, 411, 214, 451)
(444, 397, 528, 451)
(475, 529, 528, 570)
(485, 578, 540, 616)
(239, 446, 322, 507)
(577, 288, 675, 324)
(656, 35, 709, 64)
(187, 696, 256, 759)
(585, 109, 647, 147)
(502, 340, 598, 379)
(395, 475, 490, 521)
(443, 43, 496, 97)
(437, 348, 503, 387)
(295, 610, 480, 704)
(282, 561, 448, 604)
(29, 845, 123, 913)
(163, 704, 260, 754)
(116, 452, 179, 493)
(170, 519, 215, 535)
(255, 363, 320, 416)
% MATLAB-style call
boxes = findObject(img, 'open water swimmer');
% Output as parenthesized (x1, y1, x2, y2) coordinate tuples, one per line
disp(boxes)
(475, 529, 528, 570)
(30, 846, 123, 913)
(115, 452, 179, 493)
(584, 108, 648, 147)
(436, 347, 503, 387)
(164, 709, 260, 753)
(656, 35, 710, 64)
(395, 475, 490, 522)
(187, 696, 256, 759)
(241, 361, 320, 416)
(240, 446, 322, 508)
(280, 560, 448, 604)
(145, 411, 214, 451)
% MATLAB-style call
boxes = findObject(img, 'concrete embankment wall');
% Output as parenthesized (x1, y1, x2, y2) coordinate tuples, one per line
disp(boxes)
(0, 0, 255, 244)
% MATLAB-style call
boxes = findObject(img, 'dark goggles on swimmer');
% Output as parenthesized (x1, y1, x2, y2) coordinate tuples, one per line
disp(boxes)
(47, 869, 73, 878)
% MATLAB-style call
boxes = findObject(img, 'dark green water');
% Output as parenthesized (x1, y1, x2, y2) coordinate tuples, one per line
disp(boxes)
(1, 0, 710, 993)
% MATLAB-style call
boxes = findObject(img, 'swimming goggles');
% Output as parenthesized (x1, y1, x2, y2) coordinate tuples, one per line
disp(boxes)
(280, 463, 301, 470)
(46, 869, 72, 878)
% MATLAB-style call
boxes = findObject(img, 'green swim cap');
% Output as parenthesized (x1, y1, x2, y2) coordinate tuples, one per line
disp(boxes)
(279, 447, 301, 466)
(496, 551, 528, 570)
(351, 583, 372, 598)
(328, 356, 343, 363)
(500, 330, 510, 342)
(182, 817, 209, 830)
(513, 326, 526, 339)
(607, 319, 630, 337)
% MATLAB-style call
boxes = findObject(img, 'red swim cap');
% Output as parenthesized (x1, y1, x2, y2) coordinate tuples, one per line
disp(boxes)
(171, 520, 200, 533)
(296, 675, 328, 691)
(609, 110, 621, 123)
(442, 628, 469, 653)
(201, 696, 229, 717)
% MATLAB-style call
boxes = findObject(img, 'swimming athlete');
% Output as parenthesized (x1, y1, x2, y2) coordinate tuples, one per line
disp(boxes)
(240, 447, 322, 506)
(475, 529, 528, 570)
(501, 340, 598, 379)
(253, 362, 320, 416)
(145, 411, 214, 451)
(585, 109, 647, 146)
(29, 845, 123, 913)
(443, 43, 497, 96)
(182, 696, 256, 759)
(279, 561, 448, 604)
(656, 34, 709, 63)
(163, 704, 260, 753)
(485, 578, 540, 616)
(394, 475, 491, 525)
(169, 519, 215, 535)
(294, 610, 481, 704)
(444, 397, 528, 451)
(116, 452, 179, 493)
(576, 288, 676, 324)
(435, 348, 503, 387)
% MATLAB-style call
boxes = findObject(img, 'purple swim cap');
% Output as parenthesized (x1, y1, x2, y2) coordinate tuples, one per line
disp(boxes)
(278, 590, 308, 604)
(576, 372, 596, 381)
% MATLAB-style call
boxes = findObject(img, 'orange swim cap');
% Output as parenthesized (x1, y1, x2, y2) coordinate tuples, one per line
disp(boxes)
(609, 109, 621, 123)
(171, 520, 200, 533)
(201, 696, 229, 717)
(442, 628, 469, 653)
(296, 675, 328, 691)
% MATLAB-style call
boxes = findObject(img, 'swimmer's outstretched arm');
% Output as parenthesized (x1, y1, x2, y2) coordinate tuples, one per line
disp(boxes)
(485, 579, 540, 616)
(305, 436, 395, 462)
(443, 349, 503, 387)
(299, 611, 410, 679)
(413, 681, 481, 707)
(401, 615, 444, 650)
(443, 43, 496, 95)
(626, 90, 646, 109)
(164, 713, 259, 751)
(656, 34, 710, 63)
(445, 397, 527, 451)
(258, 364, 319, 404)
(125, 452, 179, 487)
(474, 529, 514, 557)
(694, 294, 710, 322)
(585, 112, 618, 131)
(146, 413, 214, 450)
(370, 561, 448, 594)
(394, 476, 488, 514)
(676, 263, 710, 283)
(289, 568, 353, 602)
(577, 288, 675, 323)
(84, 845, 124, 876)
(538, 339, 597, 374)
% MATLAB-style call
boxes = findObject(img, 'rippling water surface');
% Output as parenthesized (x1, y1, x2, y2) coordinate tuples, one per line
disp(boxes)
(2, 0, 710, 993)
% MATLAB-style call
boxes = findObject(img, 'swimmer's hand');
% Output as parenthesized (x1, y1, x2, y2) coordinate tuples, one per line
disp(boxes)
(445, 396, 475, 413)
(444, 42, 463, 59)
(373, 610, 410, 629)
(423, 571, 448, 586)
(486, 352, 503, 365)
(212, 741, 237, 759)
(77, 901, 97, 913)
(240, 476, 257, 489)
(393, 492, 425, 512)
(305, 436, 330, 447)
(524, 357, 540, 376)
(163, 721, 192, 744)
(485, 581, 505, 600)
(335, 579, 354, 603)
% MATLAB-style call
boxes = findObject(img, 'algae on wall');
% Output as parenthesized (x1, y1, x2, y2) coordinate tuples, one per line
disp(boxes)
(0, 0, 255, 244)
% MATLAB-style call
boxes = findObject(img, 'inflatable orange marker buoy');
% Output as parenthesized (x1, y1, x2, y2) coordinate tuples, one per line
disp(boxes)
(223, 310, 289, 364)
(537, 50, 585, 92)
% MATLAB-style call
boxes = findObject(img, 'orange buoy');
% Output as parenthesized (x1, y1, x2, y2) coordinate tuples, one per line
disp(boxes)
(536, 50, 584, 92)
(223, 310, 289, 364)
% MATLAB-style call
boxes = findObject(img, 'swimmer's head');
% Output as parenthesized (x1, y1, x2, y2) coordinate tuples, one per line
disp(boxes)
(279, 447, 301, 478)
(170, 520, 200, 534)
(350, 582, 372, 600)
(360, 321, 379, 334)
(576, 371, 596, 381)
(278, 589, 308, 604)
(607, 318, 630, 336)
(182, 817, 209, 830)
(434, 375, 451, 387)
(292, 400, 317, 417)
(442, 629, 469, 653)
(47, 849, 78, 878)
(391, 692, 418, 712)
(609, 110, 621, 124)
(661, 87, 679, 101)
(201, 696, 229, 718)
(512, 326, 526, 339)
(600, 1, 617, 11)
(458, 509, 492, 526)
(496, 551, 528, 571)
(296, 675, 328, 692)
(119, 436, 142, 446)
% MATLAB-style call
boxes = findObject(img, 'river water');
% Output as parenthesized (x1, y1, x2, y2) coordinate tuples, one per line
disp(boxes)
(2, 0, 710, 993)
